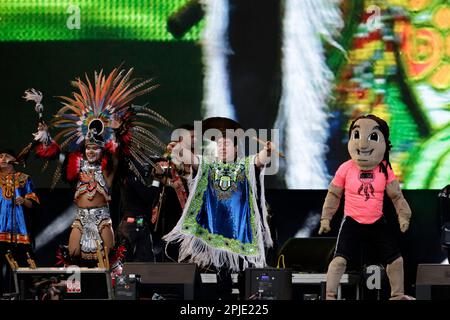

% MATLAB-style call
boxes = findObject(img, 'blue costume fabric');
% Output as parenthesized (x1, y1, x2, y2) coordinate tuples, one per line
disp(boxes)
(0, 172, 39, 244)
(164, 156, 272, 271)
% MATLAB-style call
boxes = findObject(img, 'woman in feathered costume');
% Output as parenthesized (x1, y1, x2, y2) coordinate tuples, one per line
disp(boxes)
(22, 66, 171, 265)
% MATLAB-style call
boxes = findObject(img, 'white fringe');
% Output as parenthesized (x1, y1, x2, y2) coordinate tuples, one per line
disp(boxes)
(163, 156, 272, 272)
(275, 0, 344, 189)
(255, 162, 274, 248)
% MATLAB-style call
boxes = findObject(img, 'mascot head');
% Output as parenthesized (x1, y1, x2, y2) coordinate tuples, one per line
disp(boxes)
(348, 114, 391, 173)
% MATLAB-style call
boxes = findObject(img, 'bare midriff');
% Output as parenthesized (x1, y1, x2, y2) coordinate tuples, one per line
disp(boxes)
(75, 191, 108, 209)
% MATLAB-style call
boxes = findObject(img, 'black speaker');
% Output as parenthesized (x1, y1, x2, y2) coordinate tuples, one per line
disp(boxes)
(114, 274, 140, 300)
(244, 268, 292, 300)
(416, 264, 450, 300)
(122, 262, 198, 300)
(277, 237, 336, 272)
(13, 267, 113, 300)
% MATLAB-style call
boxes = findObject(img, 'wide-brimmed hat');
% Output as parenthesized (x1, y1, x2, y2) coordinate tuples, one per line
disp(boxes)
(0, 148, 17, 160)
(201, 117, 243, 133)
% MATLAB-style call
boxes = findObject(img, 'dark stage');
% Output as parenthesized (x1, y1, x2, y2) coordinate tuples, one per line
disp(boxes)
(20, 187, 445, 300)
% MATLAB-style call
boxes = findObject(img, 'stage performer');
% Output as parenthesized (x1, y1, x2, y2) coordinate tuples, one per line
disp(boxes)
(150, 124, 194, 262)
(163, 117, 275, 298)
(115, 159, 163, 262)
(318, 114, 413, 300)
(21, 67, 171, 266)
(0, 149, 39, 293)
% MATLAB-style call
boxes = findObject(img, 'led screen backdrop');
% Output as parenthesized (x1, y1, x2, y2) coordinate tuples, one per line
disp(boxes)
(333, 0, 450, 189)
(0, 0, 203, 41)
(0, 0, 448, 189)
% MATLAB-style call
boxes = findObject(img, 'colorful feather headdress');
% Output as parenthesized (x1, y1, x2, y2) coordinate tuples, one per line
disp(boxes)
(22, 66, 172, 185)
(53, 66, 170, 153)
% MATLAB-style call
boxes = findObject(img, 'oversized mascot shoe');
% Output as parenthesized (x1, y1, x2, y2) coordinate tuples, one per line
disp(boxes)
(325, 292, 337, 300)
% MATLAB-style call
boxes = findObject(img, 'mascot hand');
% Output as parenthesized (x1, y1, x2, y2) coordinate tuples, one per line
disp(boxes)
(399, 217, 410, 233)
(318, 218, 331, 235)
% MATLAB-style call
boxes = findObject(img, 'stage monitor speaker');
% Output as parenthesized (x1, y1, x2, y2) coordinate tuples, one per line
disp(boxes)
(245, 267, 292, 300)
(13, 267, 113, 300)
(277, 237, 336, 272)
(122, 262, 198, 300)
(416, 264, 450, 300)
(114, 274, 140, 300)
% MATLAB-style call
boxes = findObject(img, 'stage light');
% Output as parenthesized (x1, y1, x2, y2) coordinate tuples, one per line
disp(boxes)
(35, 204, 75, 251)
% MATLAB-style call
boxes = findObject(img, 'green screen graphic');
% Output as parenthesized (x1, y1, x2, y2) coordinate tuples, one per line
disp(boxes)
(0, 0, 203, 41)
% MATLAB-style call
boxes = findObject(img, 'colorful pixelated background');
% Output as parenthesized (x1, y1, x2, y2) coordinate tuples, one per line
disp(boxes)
(0, 3, 447, 292)
(332, 0, 450, 189)
(0, 0, 448, 189)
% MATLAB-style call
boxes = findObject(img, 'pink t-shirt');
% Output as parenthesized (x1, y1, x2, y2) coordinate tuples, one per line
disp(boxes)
(331, 160, 396, 224)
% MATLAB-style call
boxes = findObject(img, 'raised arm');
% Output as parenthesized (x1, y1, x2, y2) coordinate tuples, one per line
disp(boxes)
(255, 141, 275, 168)
(104, 152, 119, 188)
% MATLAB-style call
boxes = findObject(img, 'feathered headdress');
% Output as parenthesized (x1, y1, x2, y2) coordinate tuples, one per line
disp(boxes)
(53, 66, 170, 152)
(25, 66, 172, 185)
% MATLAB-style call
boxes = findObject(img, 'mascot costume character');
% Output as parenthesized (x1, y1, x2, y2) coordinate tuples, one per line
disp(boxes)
(319, 114, 414, 300)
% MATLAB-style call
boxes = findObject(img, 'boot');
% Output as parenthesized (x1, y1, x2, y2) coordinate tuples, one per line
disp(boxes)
(387, 257, 415, 300)
(325, 256, 347, 300)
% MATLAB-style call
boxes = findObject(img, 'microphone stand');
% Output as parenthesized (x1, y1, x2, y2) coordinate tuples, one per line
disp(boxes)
(153, 160, 174, 262)
(153, 161, 171, 234)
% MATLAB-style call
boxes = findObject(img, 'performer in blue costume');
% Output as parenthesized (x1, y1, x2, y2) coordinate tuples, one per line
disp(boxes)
(0, 149, 39, 294)
(0, 149, 39, 245)
(164, 117, 275, 298)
